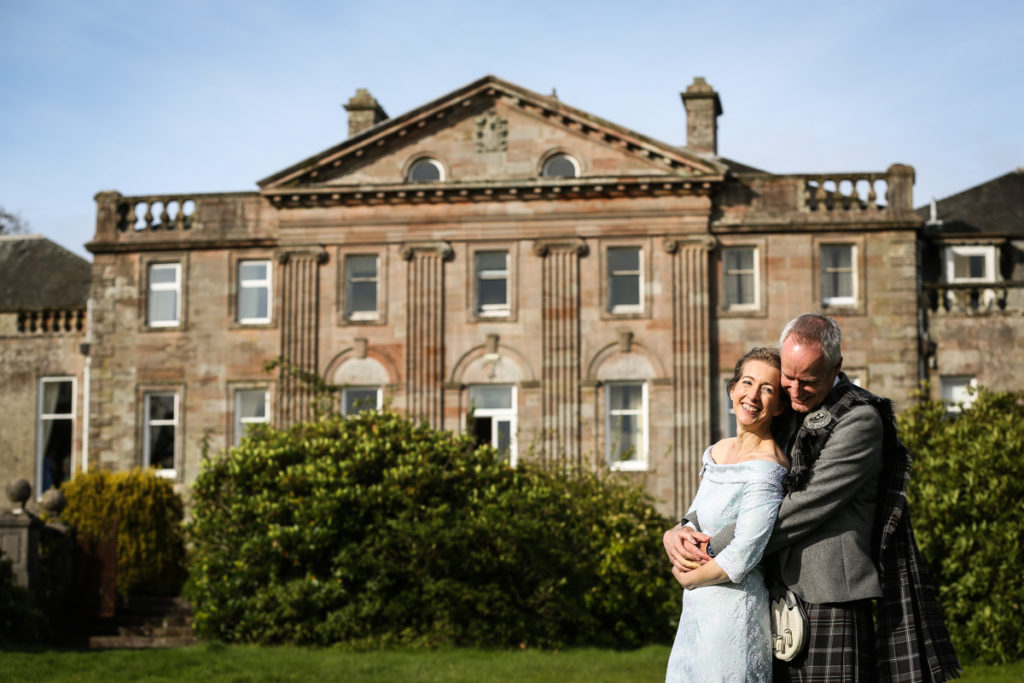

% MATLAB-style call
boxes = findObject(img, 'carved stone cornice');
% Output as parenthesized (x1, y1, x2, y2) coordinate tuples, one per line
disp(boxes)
(399, 240, 454, 261)
(532, 237, 588, 258)
(263, 176, 719, 210)
(662, 235, 717, 254)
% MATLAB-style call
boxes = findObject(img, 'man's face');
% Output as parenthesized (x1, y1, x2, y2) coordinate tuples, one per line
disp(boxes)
(780, 336, 841, 413)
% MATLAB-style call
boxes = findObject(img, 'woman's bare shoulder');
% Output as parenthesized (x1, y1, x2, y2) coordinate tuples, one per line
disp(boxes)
(710, 438, 734, 464)
(740, 441, 790, 470)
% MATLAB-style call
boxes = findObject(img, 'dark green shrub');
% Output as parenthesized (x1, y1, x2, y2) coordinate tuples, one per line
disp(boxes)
(0, 555, 44, 644)
(899, 386, 1024, 663)
(185, 411, 677, 648)
(61, 469, 187, 596)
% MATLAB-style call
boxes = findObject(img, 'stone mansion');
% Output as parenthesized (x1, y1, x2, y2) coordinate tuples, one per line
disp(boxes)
(3, 76, 1021, 518)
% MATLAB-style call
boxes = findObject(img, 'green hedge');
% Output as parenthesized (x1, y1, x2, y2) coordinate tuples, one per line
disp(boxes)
(185, 411, 678, 648)
(899, 386, 1024, 663)
(0, 555, 44, 644)
(61, 469, 187, 597)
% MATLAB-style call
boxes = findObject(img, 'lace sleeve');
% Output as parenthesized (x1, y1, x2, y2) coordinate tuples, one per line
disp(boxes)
(714, 472, 784, 583)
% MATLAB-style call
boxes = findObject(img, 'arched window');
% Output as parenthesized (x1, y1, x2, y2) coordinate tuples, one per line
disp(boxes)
(541, 153, 579, 178)
(407, 157, 444, 182)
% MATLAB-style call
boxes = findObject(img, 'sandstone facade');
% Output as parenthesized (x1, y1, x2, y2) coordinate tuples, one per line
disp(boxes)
(16, 77, 1017, 520)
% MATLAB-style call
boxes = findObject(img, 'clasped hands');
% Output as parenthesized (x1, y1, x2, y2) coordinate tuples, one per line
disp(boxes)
(663, 525, 711, 589)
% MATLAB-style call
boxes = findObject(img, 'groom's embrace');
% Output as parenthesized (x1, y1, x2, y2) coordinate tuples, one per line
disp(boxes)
(664, 313, 960, 682)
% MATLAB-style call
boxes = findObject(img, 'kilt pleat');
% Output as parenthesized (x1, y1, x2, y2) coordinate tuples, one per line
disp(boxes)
(774, 599, 877, 683)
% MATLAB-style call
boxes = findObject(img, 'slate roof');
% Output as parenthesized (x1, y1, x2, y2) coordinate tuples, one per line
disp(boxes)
(916, 168, 1024, 237)
(0, 235, 91, 311)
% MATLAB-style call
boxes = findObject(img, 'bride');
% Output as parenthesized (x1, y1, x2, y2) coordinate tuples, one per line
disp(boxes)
(664, 346, 790, 682)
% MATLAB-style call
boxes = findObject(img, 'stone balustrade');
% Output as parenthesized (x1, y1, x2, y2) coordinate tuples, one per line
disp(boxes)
(803, 173, 891, 212)
(800, 164, 915, 215)
(717, 164, 917, 229)
(91, 191, 279, 251)
(17, 308, 87, 334)
(114, 195, 197, 232)
(923, 282, 1024, 315)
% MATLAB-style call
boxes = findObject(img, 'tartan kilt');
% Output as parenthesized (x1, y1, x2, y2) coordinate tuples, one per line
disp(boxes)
(774, 599, 877, 683)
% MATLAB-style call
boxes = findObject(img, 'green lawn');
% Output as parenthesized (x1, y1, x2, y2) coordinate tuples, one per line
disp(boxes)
(3, 643, 1020, 682)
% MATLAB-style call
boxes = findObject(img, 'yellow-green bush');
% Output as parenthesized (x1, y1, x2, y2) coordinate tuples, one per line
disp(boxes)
(61, 469, 187, 596)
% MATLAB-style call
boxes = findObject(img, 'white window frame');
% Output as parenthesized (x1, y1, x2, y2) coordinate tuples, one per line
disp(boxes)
(722, 246, 759, 311)
(607, 246, 644, 314)
(36, 376, 75, 495)
(940, 376, 978, 414)
(344, 254, 380, 321)
(820, 243, 857, 308)
(340, 386, 383, 416)
(147, 262, 182, 327)
(234, 388, 270, 445)
(945, 245, 997, 284)
(144, 391, 179, 479)
(606, 381, 648, 471)
(475, 250, 510, 316)
(468, 385, 518, 467)
(237, 260, 272, 324)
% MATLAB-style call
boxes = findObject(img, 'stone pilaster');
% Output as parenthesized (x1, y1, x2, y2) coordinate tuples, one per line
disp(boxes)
(276, 248, 327, 427)
(401, 241, 453, 428)
(664, 236, 716, 517)
(533, 238, 588, 470)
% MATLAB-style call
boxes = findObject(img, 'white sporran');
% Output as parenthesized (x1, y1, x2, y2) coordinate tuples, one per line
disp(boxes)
(769, 584, 809, 661)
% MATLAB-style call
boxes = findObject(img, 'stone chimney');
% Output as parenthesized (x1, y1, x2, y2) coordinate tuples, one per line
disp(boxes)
(344, 88, 388, 138)
(681, 77, 723, 157)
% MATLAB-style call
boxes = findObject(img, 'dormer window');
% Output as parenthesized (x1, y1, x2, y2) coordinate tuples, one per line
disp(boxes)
(541, 153, 579, 178)
(407, 157, 444, 182)
(945, 245, 997, 283)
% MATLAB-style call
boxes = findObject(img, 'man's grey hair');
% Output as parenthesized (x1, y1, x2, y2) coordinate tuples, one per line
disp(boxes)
(779, 313, 842, 369)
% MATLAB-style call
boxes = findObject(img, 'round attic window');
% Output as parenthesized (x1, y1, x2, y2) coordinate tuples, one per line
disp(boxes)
(407, 157, 444, 182)
(541, 153, 579, 178)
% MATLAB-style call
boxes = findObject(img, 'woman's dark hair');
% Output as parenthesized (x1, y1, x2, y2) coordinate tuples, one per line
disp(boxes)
(726, 346, 782, 393)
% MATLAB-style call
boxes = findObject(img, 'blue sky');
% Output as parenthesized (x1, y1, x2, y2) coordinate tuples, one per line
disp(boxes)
(2, 0, 1022, 258)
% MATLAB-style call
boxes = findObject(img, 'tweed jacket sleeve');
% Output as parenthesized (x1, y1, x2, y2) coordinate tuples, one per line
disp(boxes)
(763, 402, 883, 556)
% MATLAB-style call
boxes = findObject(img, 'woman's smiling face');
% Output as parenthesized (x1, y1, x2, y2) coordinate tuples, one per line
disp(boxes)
(730, 359, 784, 430)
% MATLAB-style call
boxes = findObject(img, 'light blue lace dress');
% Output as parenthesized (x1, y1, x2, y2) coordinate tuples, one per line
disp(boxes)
(666, 447, 787, 683)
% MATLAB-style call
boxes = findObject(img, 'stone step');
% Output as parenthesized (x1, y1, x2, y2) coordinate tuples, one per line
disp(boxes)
(89, 633, 197, 650)
(117, 623, 195, 638)
(84, 596, 198, 649)
(115, 614, 194, 629)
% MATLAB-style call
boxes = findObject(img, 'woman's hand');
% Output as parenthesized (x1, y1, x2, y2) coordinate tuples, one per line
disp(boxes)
(664, 524, 711, 572)
(671, 564, 694, 589)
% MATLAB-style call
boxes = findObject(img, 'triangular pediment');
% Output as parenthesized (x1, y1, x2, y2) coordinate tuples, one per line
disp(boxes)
(258, 76, 725, 202)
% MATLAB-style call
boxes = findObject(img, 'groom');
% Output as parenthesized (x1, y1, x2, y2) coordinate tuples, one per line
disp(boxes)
(664, 313, 960, 682)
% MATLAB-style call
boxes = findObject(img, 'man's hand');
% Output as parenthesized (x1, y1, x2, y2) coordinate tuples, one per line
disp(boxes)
(663, 524, 711, 572)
